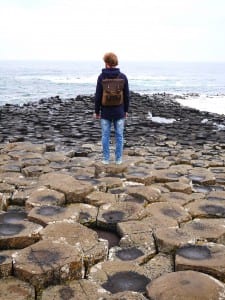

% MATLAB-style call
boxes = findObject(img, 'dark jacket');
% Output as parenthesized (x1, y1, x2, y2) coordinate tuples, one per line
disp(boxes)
(95, 68, 129, 120)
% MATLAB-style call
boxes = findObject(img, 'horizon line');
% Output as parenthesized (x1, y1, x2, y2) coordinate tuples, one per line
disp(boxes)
(0, 59, 225, 64)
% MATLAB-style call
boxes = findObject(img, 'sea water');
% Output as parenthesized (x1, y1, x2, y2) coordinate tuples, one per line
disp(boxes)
(0, 60, 225, 114)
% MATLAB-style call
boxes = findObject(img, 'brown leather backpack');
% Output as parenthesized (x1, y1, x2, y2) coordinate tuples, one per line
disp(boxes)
(102, 77, 125, 106)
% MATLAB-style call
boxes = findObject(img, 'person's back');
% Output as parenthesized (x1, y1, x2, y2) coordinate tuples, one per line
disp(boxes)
(94, 52, 129, 164)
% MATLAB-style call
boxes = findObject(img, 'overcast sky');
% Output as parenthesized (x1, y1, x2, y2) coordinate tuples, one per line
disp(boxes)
(0, 0, 224, 62)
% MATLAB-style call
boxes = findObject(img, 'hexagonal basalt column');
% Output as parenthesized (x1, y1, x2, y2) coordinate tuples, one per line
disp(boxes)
(186, 199, 225, 218)
(160, 191, 203, 206)
(97, 202, 144, 231)
(181, 218, 225, 244)
(6, 142, 46, 154)
(21, 156, 49, 168)
(146, 270, 225, 300)
(0, 212, 42, 250)
(28, 205, 68, 226)
(40, 279, 108, 300)
(187, 168, 216, 185)
(113, 226, 156, 264)
(124, 166, 155, 185)
(88, 261, 151, 294)
(151, 169, 182, 183)
(72, 203, 98, 226)
(40, 222, 108, 270)
(109, 233, 156, 265)
(164, 181, 192, 194)
(43, 151, 69, 163)
(13, 240, 83, 292)
(154, 227, 195, 253)
(85, 191, 117, 207)
(109, 246, 146, 263)
(25, 187, 65, 210)
(175, 243, 225, 281)
(117, 219, 153, 237)
(97, 176, 124, 191)
(28, 203, 98, 227)
(94, 162, 128, 178)
(126, 185, 161, 204)
(138, 202, 191, 228)
(22, 165, 48, 177)
(39, 172, 94, 203)
(0, 277, 35, 300)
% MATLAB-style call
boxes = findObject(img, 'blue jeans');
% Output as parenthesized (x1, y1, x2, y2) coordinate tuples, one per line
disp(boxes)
(101, 118, 125, 162)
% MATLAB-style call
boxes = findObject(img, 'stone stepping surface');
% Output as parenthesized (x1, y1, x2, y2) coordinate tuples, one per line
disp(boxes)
(39, 172, 94, 203)
(0, 277, 35, 300)
(154, 227, 195, 253)
(88, 261, 151, 294)
(138, 202, 192, 228)
(186, 199, 225, 218)
(175, 243, 225, 282)
(97, 201, 145, 230)
(28, 203, 98, 227)
(85, 190, 117, 207)
(13, 239, 83, 293)
(40, 222, 108, 271)
(159, 191, 203, 206)
(40, 279, 109, 300)
(0, 211, 42, 250)
(181, 218, 225, 244)
(146, 270, 225, 300)
(125, 185, 161, 204)
(1, 139, 225, 298)
(25, 187, 66, 210)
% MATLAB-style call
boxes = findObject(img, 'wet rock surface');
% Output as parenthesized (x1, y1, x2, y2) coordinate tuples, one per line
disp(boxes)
(88, 261, 151, 294)
(1, 92, 225, 150)
(146, 270, 225, 300)
(175, 243, 225, 281)
(1, 93, 225, 298)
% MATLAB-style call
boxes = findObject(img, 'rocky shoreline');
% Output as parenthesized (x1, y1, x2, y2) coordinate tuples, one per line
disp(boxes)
(0, 93, 225, 299)
(1, 92, 225, 150)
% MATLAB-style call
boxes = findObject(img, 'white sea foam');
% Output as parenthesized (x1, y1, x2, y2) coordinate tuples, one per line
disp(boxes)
(175, 95, 225, 115)
(17, 75, 98, 84)
(43, 75, 97, 84)
(129, 75, 173, 81)
(147, 111, 176, 124)
(213, 123, 225, 131)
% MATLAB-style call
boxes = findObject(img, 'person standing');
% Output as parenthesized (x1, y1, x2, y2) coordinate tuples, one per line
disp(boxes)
(94, 52, 129, 164)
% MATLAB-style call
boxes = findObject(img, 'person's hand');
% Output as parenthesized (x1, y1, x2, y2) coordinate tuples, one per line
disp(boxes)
(125, 112, 128, 119)
(94, 113, 100, 119)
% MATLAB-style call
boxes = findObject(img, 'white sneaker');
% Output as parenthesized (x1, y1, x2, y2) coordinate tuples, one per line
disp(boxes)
(115, 159, 122, 165)
(102, 160, 109, 165)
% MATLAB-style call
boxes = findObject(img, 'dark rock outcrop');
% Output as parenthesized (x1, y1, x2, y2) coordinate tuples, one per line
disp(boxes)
(1, 93, 225, 150)
(1, 93, 225, 298)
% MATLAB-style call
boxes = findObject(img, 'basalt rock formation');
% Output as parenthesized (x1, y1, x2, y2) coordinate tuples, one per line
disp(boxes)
(1, 92, 225, 150)
(0, 93, 225, 299)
